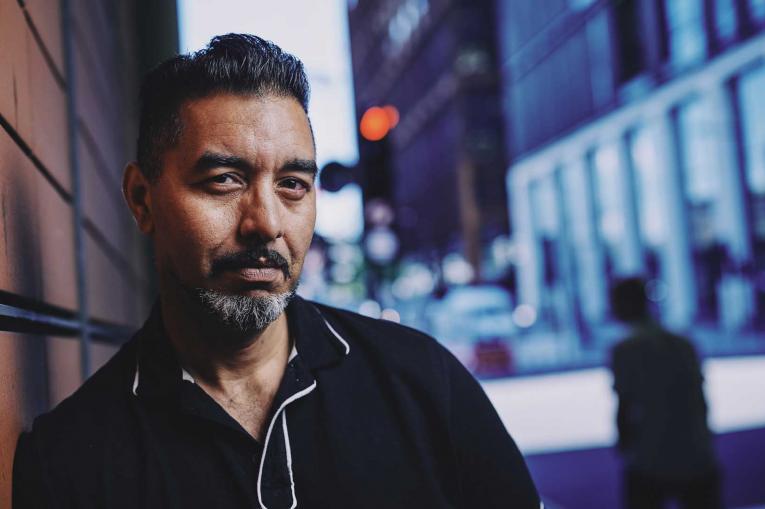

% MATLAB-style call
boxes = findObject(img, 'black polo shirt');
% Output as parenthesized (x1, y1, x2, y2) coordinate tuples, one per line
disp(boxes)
(13, 296, 540, 508)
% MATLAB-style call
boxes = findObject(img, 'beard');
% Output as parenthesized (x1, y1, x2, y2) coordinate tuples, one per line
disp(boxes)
(188, 245, 298, 333)
(194, 285, 297, 333)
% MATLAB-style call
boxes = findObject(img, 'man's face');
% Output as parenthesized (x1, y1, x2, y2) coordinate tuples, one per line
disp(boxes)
(146, 93, 317, 306)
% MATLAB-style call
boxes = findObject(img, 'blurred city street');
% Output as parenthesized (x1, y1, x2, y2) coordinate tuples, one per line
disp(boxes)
(1, 0, 765, 507)
(302, 0, 765, 506)
(484, 356, 765, 506)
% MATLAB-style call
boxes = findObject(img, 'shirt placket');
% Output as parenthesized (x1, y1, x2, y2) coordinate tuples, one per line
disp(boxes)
(257, 356, 317, 509)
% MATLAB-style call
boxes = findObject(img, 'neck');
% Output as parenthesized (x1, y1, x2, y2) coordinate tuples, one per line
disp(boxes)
(159, 286, 292, 390)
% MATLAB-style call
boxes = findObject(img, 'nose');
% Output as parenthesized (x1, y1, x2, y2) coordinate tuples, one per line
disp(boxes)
(237, 187, 283, 243)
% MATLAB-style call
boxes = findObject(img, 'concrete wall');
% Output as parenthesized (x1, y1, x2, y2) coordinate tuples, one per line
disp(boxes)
(0, 1, 176, 506)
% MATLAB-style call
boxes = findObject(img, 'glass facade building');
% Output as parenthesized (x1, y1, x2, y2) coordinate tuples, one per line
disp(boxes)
(505, 7, 765, 370)
(348, 0, 509, 268)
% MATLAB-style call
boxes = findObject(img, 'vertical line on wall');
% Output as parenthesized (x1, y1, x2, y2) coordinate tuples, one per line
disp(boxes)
(61, 0, 91, 380)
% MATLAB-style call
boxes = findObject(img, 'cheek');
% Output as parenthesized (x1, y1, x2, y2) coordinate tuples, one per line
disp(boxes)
(287, 203, 317, 263)
(153, 195, 236, 271)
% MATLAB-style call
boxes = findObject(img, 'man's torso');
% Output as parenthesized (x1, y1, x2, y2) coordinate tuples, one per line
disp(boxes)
(13, 297, 539, 509)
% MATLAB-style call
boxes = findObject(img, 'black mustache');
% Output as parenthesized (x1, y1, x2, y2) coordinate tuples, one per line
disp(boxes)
(210, 248, 291, 278)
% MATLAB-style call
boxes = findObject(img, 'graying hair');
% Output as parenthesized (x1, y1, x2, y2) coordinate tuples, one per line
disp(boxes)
(137, 33, 311, 181)
(196, 288, 295, 332)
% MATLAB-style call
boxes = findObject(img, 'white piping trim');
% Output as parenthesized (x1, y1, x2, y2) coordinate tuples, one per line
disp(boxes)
(181, 368, 196, 383)
(321, 318, 350, 355)
(256, 380, 317, 509)
(132, 360, 140, 396)
(282, 412, 297, 509)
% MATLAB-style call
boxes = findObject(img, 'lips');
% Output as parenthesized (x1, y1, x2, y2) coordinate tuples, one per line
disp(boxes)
(233, 266, 283, 283)
(210, 249, 291, 281)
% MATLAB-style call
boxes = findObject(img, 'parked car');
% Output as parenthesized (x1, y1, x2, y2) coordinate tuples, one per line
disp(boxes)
(425, 285, 516, 376)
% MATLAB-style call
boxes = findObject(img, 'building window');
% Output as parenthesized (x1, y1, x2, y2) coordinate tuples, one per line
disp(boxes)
(737, 65, 765, 327)
(592, 142, 632, 279)
(739, 69, 765, 195)
(629, 124, 666, 284)
(677, 97, 730, 324)
(663, 0, 707, 68)
(749, 0, 765, 22)
(714, 0, 738, 43)
(613, 0, 645, 83)
(530, 174, 561, 289)
(386, 0, 429, 55)
(529, 174, 566, 330)
(586, 10, 615, 109)
(562, 160, 606, 323)
(569, 0, 596, 11)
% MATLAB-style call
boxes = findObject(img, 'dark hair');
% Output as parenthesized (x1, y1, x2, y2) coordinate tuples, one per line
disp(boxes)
(136, 33, 311, 180)
(610, 277, 649, 323)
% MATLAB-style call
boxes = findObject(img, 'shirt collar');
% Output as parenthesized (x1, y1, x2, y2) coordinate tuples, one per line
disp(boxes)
(286, 295, 350, 370)
(132, 295, 349, 400)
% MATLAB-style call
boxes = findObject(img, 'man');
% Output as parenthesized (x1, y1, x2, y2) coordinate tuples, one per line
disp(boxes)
(12, 34, 540, 508)
(609, 278, 721, 509)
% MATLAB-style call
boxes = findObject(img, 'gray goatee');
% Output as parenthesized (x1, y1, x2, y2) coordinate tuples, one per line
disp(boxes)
(195, 287, 296, 332)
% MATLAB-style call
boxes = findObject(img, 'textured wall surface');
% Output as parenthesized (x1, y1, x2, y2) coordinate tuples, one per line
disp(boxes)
(0, 1, 174, 506)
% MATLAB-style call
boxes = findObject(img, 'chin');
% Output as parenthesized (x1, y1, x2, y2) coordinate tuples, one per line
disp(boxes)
(194, 285, 297, 332)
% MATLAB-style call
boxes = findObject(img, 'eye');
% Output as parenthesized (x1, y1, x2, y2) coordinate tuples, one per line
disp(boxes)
(202, 173, 245, 193)
(209, 173, 237, 185)
(197, 172, 245, 195)
(279, 177, 311, 198)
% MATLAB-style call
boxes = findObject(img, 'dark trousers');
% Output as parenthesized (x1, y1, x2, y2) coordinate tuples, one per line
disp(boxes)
(624, 468, 723, 509)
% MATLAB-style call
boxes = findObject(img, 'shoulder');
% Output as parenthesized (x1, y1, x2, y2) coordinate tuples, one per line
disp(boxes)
(611, 335, 638, 359)
(24, 336, 139, 447)
(312, 300, 451, 362)
(14, 336, 142, 503)
(610, 334, 646, 378)
(611, 324, 662, 357)
(308, 300, 467, 396)
(309, 300, 489, 426)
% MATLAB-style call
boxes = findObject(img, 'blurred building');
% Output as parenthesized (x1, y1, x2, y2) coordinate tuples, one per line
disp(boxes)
(503, 0, 765, 357)
(348, 0, 509, 279)
(0, 1, 177, 504)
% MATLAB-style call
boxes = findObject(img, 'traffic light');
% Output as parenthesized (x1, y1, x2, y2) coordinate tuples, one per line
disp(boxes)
(357, 106, 400, 280)
(358, 105, 398, 204)
(359, 105, 399, 141)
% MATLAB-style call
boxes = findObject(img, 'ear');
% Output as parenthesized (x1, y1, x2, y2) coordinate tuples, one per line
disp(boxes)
(122, 162, 154, 234)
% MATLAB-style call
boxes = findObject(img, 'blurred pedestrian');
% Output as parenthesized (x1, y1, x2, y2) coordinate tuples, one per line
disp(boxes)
(609, 278, 722, 509)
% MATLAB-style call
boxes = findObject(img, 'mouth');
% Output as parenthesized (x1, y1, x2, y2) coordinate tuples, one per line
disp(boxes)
(220, 253, 291, 286)
(210, 249, 291, 287)
(231, 266, 284, 283)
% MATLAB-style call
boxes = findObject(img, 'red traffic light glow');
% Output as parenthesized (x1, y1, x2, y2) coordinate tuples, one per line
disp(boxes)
(383, 105, 399, 128)
(360, 105, 399, 141)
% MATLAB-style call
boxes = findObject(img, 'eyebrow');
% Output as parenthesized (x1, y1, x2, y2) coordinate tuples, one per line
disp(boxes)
(192, 152, 252, 174)
(191, 152, 318, 180)
(281, 158, 319, 180)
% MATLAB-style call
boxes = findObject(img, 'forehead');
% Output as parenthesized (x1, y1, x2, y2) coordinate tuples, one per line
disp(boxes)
(176, 93, 315, 161)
